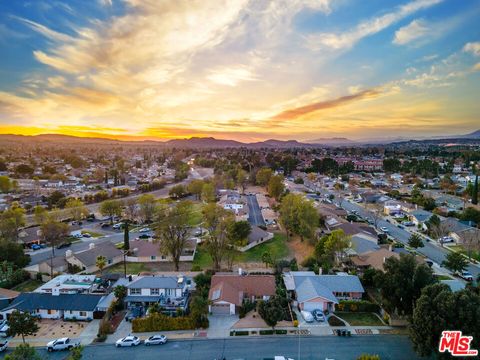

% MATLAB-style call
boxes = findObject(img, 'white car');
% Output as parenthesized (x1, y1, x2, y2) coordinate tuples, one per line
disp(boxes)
(113, 223, 123, 230)
(301, 310, 314, 323)
(440, 236, 454, 243)
(139, 227, 151, 233)
(460, 271, 474, 281)
(0, 321, 9, 338)
(0, 340, 8, 352)
(144, 334, 167, 346)
(115, 335, 141, 347)
(46, 337, 80, 352)
(380, 227, 389, 233)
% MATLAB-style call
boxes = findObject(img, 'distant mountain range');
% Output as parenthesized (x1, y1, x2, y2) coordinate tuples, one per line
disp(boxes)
(0, 129, 478, 148)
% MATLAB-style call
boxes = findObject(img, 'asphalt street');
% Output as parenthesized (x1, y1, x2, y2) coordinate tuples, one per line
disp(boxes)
(246, 194, 265, 227)
(32, 336, 421, 360)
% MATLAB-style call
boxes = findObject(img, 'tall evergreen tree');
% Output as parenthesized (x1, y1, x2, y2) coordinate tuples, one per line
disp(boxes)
(472, 174, 478, 205)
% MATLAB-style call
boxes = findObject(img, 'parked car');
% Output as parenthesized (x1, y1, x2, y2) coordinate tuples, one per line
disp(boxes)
(0, 321, 9, 337)
(144, 334, 167, 346)
(112, 223, 123, 230)
(0, 340, 8, 352)
(397, 224, 405, 229)
(440, 236, 454, 244)
(46, 337, 80, 352)
(402, 221, 415, 227)
(82, 233, 92, 238)
(300, 310, 314, 323)
(139, 227, 151, 233)
(100, 222, 110, 228)
(125, 308, 142, 321)
(56, 242, 72, 249)
(72, 233, 83, 239)
(380, 227, 389, 233)
(31, 244, 41, 251)
(460, 271, 474, 281)
(138, 234, 150, 239)
(115, 336, 141, 347)
(312, 309, 325, 322)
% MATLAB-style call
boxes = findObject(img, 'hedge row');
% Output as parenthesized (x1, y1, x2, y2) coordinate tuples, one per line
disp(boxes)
(132, 313, 195, 332)
(230, 331, 249, 336)
(337, 300, 379, 313)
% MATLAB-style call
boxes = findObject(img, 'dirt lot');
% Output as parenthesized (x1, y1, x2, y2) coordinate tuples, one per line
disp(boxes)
(20, 319, 86, 341)
(233, 310, 292, 329)
(286, 237, 314, 263)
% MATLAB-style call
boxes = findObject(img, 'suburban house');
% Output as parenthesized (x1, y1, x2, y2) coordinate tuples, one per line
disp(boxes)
(34, 275, 98, 294)
(0, 292, 105, 320)
(127, 239, 196, 262)
(208, 274, 276, 315)
(0, 288, 19, 310)
(441, 218, 480, 243)
(409, 210, 434, 228)
(347, 233, 380, 256)
(350, 248, 400, 271)
(283, 271, 364, 313)
(124, 275, 191, 315)
(66, 242, 123, 273)
(331, 222, 377, 241)
(236, 226, 274, 252)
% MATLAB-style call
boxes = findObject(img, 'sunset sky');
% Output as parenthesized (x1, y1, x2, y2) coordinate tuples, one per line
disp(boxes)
(0, 0, 479, 142)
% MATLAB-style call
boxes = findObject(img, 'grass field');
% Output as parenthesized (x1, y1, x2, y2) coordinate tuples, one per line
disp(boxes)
(192, 233, 289, 269)
(434, 274, 453, 280)
(448, 245, 480, 261)
(334, 312, 385, 326)
(13, 279, 44, 292)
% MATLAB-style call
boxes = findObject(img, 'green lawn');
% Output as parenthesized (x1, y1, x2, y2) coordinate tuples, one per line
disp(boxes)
(434, 274, 453, 280)
(188, 202, 203, 227)
(448, 245, 480, 261)
(81, 230, 103, 238)
(13, 279, 43, 292)
(334, 312, 385, 326)
(192, 233, 289, 269)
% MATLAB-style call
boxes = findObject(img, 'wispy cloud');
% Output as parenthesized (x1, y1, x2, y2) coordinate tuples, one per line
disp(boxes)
(393, 19, 429, 45)
(463, 42, 480, 56)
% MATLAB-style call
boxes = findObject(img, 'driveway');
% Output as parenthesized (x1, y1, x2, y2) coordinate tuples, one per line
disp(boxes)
(246, 194, 265, 226)
(207, 315, 239, 338)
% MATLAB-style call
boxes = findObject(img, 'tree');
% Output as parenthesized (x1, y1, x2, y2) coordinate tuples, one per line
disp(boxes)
(472, 174, 478, 205)
(187, 179, 205, 200)
(96, 255, 107, 274)
(256, 167, 273, 186)
(375, 254, 435, 316)
(202, 203, 234, 270)
(0, 240, 30, 268)
(236, 168, 248, 194)
(169, 184, 187, 199)
(113, 285, 127, 303)
(227, 220, 251, 246)
(7, 310, 39, 343)
(442, 251, 468, 274)
(0, 205, 26, 242)
(267, 175, 284, 200)
(65, 198, 89, 221)
(323, 230, 351, 266)
(155, 201, 192, 271)
(123, 197, 138, 221)
(258, 296, 285, 329)
(66, 345, 84, 360)
(33, 205, 48, 224)
(138, 194, 157, 223)
(408, 234, 424, 249)
(123, 221, 130, 251)
(200, 183, 216, 203)
(262, 251, 272, 268)
(279, 193, 318, 241)
(410, 284, 480, 357)
(41, 215, 70, 277)
(4, 343, 42, 360)
(0, 176, 12, 193)
(99, 199, 123, 224)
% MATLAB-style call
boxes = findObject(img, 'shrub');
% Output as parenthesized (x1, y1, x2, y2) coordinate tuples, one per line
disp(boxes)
(191, 265, 201, 271)
(132, 313, 195, 332)
(230, 330, 249, 336)
(275, 329, 287, 335)
(293, 320, 299, 327)
(338, 300, 379, 313)
(328, 316, 346, 326)
(259, 330, 274, 335)
(357, 354, 380, 360)
(95, 333, 107, 342)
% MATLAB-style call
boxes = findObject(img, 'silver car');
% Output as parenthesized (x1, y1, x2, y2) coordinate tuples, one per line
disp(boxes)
(144, 334, 167, 346)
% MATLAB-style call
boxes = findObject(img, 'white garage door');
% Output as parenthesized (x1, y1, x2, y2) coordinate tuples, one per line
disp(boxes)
(211, 304, 230, 315)
(303, 302, 323, 312)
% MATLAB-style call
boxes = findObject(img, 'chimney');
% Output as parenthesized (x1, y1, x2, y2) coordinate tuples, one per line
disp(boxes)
(65, 250, 73, 258)
(89, 243, 95, 250)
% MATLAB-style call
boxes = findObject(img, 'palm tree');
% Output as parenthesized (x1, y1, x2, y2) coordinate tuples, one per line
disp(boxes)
(96, 255, 107, 275)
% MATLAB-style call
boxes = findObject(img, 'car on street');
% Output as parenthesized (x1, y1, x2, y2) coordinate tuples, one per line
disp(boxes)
(440, 236, 454, 244)
(402, 221, 415, 227)
(31, 244, 41, 250)
(312, 309, 325, 322)
(100, 222, 110, 228)
(300, 310, 314, 323)
(144, 334, 167, 346)
(46, 337, 80, 352)
(115, 336, 141, 347)
(0, 339, 8, 352)
(113, 223, 124, 230)
(380, 227, 389, 233)
(139, 227, 151, 233)
(0, 321, 9, 337)
(460, 271, 474, 281)
(82, 233, 92, 238)
(138, 233, 150, 239)
(397, 224, 405, 229)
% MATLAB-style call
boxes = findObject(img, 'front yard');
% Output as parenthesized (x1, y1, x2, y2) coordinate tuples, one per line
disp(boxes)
(192, 233, 289, 269)
(334, 312, 385, 326)
(102, 261, 192, 274)
(448, 244, 480, 262)
(12, 279, 43, 292)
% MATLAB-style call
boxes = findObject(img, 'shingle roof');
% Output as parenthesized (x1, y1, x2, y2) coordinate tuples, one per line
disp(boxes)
(3, 293, 102, 312)
(73, 242, 123, 267)
(351, 248, 400, 271)
(127, 276, 184, 289)
(296, 278, 338, 303)
(247, 226, 270, 244)
(350, 235, 380, 254)
(208, 274, 276, 306)
(0, 288, 20, 300)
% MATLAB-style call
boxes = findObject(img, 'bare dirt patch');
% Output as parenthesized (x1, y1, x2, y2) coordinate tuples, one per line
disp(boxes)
(287, 237, 314, 263)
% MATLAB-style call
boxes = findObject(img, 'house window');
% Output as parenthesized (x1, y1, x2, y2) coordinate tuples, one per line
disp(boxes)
(108, 259, 112, 264)
(150, 288, 159, 295)
(130, 288, 141, 295)
(166, 288, 172, 296)
(151, 256, 156, 260)
(79, 311, 87, 317)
